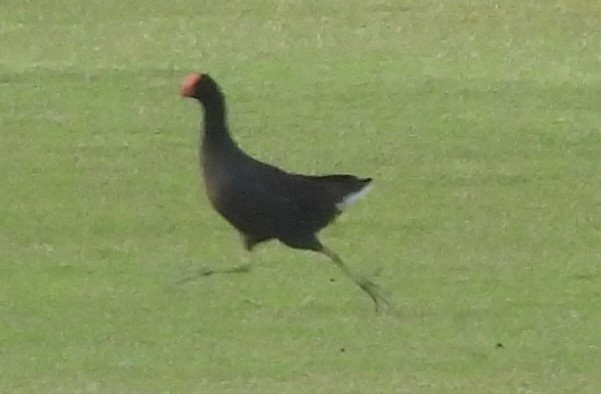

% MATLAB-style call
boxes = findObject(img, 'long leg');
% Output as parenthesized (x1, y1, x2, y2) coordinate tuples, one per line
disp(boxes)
(319, 244, 391, 312)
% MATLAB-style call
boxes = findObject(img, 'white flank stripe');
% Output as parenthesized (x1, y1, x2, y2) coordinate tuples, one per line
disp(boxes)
(335, 182, 373, 211)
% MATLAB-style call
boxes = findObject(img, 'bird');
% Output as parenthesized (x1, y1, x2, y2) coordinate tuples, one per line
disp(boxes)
(178, 73, 389, 311)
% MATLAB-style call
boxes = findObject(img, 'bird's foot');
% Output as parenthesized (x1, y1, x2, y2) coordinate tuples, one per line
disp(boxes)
(174, 265, 215, 284)
(225, 263, 252, 274)
(357, 277, 393, 313)
(175, 263, 252, 284)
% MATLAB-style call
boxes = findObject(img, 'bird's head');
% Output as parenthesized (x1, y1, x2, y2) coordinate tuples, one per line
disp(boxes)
(180, 73, 221, 104)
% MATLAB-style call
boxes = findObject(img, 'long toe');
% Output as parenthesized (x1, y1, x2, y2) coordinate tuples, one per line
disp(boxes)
(226, 263, 252, 274)
(176, 262, 253, 284)
(358, 278, 392, 312)
(175, 265, 215, 284)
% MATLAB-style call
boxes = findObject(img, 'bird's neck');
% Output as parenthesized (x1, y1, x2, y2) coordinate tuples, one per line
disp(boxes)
(201, 99, 235, 147)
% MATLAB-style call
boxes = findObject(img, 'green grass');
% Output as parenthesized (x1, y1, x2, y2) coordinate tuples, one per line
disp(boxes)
(1, 0, 600, 392)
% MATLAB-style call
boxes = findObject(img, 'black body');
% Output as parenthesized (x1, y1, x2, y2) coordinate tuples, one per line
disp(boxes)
(180, 73, 388, 311)
(192, 74, 371, 252)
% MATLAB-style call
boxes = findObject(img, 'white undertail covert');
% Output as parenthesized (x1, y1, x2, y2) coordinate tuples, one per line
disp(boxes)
(335, 181, 373, 211)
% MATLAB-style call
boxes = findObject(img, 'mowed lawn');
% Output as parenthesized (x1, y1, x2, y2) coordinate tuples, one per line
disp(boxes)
(1, 0, 600, 392)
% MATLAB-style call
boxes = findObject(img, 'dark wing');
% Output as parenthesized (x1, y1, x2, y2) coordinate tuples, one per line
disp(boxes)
(212, 160, 338, 238)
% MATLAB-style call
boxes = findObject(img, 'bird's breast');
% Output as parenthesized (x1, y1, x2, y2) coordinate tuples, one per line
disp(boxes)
(201, 157, 228, 206)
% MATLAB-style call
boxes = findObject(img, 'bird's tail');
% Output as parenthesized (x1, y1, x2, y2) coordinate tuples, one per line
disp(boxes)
(301, 174, 373, 211)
